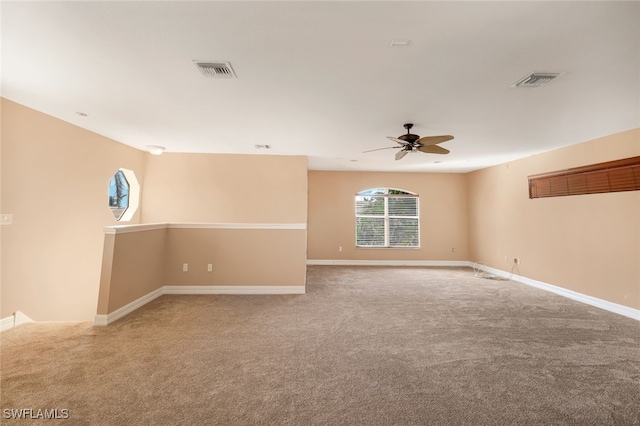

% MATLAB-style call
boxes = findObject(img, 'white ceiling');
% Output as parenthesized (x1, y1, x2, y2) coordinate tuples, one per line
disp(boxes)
(2, 1, 639, 172)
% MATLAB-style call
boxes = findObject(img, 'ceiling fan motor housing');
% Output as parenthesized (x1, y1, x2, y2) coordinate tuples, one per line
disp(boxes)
(400, 123, 420, 145)
(398, 134, 420, 144)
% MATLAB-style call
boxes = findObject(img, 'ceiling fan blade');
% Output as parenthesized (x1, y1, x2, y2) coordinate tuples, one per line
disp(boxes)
(363, 146, 402, 153)
(417, 135, 454, 146)
(417, 145, 450, 155)
(395, 149, 409, 161)
(386, 136, 411, 146)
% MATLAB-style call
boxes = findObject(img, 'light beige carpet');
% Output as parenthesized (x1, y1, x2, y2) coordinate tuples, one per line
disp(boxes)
(1, 266, 639, 425)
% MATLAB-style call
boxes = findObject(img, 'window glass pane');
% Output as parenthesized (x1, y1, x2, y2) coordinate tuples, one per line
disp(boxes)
(358, 188, 385, 195)
(109, 170, 130, 221)
(355, 187, 420, 248)
(389, 218, 419, 247)
(388, 189, 412, 195)
(388, 197, 417, 216)
(356, 217, 385, 246)
(355, 196, 385, 216)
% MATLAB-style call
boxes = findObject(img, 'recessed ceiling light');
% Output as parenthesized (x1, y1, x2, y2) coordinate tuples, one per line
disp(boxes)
(389, 40, 410, 48)
(76, 112, 87, 117)
(350, 159, 358, 162)
(254, 144, 271, 150)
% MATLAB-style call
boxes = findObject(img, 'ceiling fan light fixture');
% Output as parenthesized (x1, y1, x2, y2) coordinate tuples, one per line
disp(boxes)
(147, 145, 166, 155)
(365, 123, 453, 160)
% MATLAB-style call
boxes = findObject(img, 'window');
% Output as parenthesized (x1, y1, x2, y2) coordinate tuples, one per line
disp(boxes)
(355, 188, 419, 248)
(108, 168, 140, 221)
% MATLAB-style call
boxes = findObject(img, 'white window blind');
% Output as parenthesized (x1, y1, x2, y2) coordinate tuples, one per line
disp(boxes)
(355, 188, 419, 248)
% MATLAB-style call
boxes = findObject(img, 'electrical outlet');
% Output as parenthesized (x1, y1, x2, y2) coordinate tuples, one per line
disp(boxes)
(1, 214, 12, 225)
(207, 264, 213, 272)
(339, 246, 342, 252)
(182, 263, 188, 272)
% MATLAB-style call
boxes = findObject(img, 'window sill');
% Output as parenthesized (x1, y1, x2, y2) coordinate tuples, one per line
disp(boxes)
(355, 246, 420, 249)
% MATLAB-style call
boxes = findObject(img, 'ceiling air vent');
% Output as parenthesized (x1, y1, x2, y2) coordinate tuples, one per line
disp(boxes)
(511, 72, 561, 88)
(193, 61, 236, 78)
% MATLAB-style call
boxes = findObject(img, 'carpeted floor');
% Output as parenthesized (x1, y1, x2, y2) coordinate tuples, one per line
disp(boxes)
(1, 266, 639, 425)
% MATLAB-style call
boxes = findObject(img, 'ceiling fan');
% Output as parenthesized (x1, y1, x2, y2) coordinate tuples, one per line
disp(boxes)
(364, 123, 454, 160)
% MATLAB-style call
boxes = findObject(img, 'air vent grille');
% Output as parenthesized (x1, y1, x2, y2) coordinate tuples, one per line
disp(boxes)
(511, 72, 561, 88)
(193, 61, 236, 78)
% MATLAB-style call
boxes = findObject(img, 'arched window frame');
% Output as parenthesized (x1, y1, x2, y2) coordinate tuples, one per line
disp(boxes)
(355, 187, 420, 248)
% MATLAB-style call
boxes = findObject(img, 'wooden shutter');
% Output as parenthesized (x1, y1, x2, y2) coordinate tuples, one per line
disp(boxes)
(528, 156, 640, 199)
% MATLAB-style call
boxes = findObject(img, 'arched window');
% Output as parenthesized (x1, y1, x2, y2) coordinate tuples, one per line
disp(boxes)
(355, 188, 419, 248)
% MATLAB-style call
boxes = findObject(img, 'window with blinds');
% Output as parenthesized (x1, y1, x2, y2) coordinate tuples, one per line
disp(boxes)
(528, 156, 640, 199)
(355, 188, 419, 248)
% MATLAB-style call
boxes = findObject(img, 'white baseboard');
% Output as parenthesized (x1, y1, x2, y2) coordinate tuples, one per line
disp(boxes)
(307, 259, 469, 267)
(94, 285, 306, 326)
(308, 260, 639, 321)
(475, 264, 640, 321)
(1, 316, 15, 332)
(1, 311, 34, 332)
(89, 262, 636, 325)
(94, 288, 164, 326)
(164, 285, 306, 295)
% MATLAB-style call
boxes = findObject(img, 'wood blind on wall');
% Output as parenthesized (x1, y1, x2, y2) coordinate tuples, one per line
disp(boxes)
(528, 156, 640, 199)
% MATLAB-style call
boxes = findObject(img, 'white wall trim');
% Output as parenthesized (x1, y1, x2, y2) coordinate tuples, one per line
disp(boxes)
(1, 316, 15, 332)
(1, 311, 34, 332)
(473, 263, 640, 321)
(168, 223, 307, 230)
(104, 223, 167, 235)
(164, 285, 306, 295)
(94, 287, 164, 326)
(307, 259, 470, 267)
(104, 222, 307, 234)
(94, 285, 306, 325)
(308, 260, 639, 321)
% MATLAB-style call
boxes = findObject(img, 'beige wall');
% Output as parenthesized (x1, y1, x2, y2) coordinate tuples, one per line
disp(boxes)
(307, 171, 468, 261)
(164, 227, 307, 287)
(467, 129, 640, 310)
(97, 225, 306, 317)
(99, 152, 309, 318)
(141, 153, 308, 223)
(1, 99, 147, 320)
(3, 94, 637, 320)
(97, 229, 167, 314)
